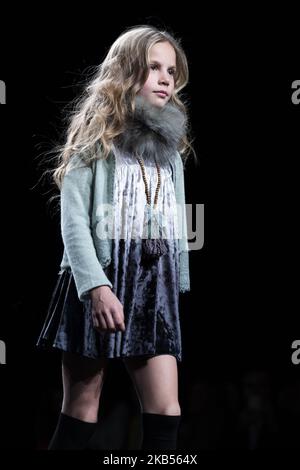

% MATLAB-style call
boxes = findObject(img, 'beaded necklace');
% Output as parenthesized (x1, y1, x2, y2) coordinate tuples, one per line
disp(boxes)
(136, 155, 169, 261)
(136, 155, 161, 208)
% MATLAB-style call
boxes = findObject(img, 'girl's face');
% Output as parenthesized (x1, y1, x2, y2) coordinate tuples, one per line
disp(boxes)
(138, 41, 176, 108)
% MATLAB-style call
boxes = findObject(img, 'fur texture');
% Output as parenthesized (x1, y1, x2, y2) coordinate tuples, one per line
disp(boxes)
(114, 96, 186, 167)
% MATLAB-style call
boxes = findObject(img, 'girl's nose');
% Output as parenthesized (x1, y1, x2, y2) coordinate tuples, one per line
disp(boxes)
(158, 71, 169, 86)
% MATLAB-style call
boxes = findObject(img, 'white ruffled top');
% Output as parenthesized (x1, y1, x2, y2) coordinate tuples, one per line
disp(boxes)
(112, 146, 179, 243)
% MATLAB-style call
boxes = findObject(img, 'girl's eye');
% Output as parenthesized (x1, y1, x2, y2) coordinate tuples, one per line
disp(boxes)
(150, 64, 176, 77)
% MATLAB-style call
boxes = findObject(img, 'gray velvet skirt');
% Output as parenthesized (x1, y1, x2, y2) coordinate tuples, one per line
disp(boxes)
(36, 239, 182, 362)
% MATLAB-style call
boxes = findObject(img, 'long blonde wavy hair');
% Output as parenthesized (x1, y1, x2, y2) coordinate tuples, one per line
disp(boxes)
(50, 25, 194, 190)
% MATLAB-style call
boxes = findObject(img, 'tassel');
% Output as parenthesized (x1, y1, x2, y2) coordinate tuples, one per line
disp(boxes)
(142, 205, 169, 261)
(142, 238, 169, 261)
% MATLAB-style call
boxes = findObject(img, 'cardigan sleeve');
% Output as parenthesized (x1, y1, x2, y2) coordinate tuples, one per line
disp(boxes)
(60, 155, 113, 301)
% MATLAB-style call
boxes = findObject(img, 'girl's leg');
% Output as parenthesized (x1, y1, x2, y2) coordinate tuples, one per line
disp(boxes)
(123, 354, 181, 450)
(48, 351, 108, 449)
(61, 351, 108, 422)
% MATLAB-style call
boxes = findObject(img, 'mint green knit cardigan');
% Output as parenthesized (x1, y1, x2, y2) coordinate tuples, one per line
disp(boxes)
(59, 149, 190, 301)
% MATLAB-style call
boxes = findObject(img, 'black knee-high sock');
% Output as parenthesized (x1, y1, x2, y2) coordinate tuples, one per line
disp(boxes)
(141, 412, 181, 450)
(48, 412, 97, 450)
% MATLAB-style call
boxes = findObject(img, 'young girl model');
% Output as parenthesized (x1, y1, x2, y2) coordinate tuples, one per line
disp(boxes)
(37, 25, 192, 451)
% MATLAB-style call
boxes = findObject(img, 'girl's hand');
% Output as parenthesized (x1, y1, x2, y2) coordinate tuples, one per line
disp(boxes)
(90, 285, 125, 333)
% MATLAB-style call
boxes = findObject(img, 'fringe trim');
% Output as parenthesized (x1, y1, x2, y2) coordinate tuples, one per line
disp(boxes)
(179, 250, 190, 293)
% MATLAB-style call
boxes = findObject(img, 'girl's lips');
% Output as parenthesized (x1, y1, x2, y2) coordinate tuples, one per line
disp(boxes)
(154, 91, 168, 98)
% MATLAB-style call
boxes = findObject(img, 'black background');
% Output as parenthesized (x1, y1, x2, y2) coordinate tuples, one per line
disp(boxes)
(0, 8, 299, 452)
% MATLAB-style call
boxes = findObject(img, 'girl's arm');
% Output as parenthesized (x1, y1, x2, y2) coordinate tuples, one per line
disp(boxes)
(60, 156, 113, 301)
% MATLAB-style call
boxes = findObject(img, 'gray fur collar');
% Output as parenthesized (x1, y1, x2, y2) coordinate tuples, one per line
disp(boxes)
(114, 95, 186, 167)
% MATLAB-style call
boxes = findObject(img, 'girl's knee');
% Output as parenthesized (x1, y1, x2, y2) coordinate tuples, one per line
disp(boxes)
(62, 386, 102, 422)
(143, 403, 181, 416)
(62, 400, 99, 423)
